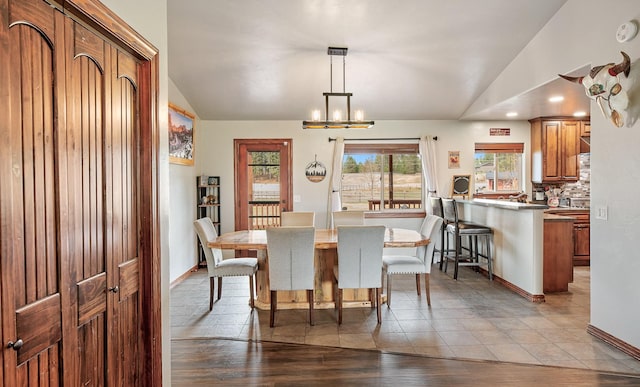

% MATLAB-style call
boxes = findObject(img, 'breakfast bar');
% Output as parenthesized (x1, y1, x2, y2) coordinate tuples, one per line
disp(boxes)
(456, 199, 549, 302)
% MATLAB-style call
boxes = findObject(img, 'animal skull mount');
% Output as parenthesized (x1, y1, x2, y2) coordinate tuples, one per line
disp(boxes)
(559, 51, 631, 127)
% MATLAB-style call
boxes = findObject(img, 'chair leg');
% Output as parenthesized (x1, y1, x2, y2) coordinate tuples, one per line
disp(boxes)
(415, 274, 421, 296)
(369, 289, 375, 309)
(270, 290, 277, 327)
(376, 288, 382, 324)
(337, 289, 343, 325)
(487, 235, 493, 281)
(307, 289, 314, 326)
(249, 275, 255, 309)
(453, 235, 461, 280)
(424, 273, 431, 306)
(386, 274, 392, 308)
(217, 276, 223, 300)
(209, 277, 215, 311)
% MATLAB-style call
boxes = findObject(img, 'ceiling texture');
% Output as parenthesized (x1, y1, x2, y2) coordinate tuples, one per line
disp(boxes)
(167, 0, 590, 122)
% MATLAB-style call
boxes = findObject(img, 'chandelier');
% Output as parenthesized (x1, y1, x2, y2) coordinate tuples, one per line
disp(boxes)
(302, 47, 374, 129)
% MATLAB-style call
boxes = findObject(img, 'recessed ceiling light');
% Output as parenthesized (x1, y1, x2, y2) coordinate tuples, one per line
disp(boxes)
(574, 111, 587, 117)
(549, 96, 564, 103)
(506, 112, 518, 117)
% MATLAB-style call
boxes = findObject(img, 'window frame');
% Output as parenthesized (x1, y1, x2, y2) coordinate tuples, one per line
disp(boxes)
(473, 142, 525, 198)
(341, 142, 425, 218)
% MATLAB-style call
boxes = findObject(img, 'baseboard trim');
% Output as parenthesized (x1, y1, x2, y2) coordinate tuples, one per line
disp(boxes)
(587, 324, 640, 361)
(170, 264, 200, 289)
(477, 268, 546, 303)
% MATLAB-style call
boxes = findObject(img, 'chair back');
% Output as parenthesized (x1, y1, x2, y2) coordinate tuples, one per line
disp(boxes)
(441, 198, 458, 224)
(416, 215, 444, 271)
(336, 225, 385, 289)
(266, 226, 316, 291)
(332, 210, 365, 227)
(193, 217, 224, 275)
(280, 211, 315, 227)
(429, 196, 444, 218)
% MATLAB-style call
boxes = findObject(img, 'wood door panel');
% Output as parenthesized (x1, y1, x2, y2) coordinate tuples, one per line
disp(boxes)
(9, 0, 55, 39)
(74, 22, 105, 69)
(77, 273, 107, 326)
(15, 294, 62, 365)
(78, 316, 105, 386)
(119, 258, 140, 300)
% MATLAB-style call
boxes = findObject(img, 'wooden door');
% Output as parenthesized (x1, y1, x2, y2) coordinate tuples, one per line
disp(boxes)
(0, 0, 154, 385)
(234, 139, 292, 231)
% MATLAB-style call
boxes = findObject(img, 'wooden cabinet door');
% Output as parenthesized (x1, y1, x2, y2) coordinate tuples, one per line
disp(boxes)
(574, 224, 591, 266)
(541, 121, 562, 181)
(560, 121, 580, 180)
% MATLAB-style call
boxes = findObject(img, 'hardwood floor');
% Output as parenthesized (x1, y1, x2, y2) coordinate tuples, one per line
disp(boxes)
(171, 265, 640, 384)
(171, 338, 640, 386)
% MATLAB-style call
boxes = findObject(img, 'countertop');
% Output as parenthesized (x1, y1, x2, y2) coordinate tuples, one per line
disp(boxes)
(458, 198, 549, 211)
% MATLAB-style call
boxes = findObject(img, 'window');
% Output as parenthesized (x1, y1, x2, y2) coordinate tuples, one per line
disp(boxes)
(341, 143, 422, 211)
(474, 143, 524, 195)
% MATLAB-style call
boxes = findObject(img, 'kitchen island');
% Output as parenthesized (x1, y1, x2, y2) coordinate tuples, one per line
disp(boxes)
(456, 199, 549, 302)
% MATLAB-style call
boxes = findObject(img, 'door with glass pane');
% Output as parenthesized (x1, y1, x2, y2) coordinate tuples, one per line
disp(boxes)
(234, 139, 292, 231)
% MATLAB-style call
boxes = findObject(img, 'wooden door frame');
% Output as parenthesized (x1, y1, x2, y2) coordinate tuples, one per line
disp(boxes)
(59, 1, 161, 385)
(234, 139, 293, 231)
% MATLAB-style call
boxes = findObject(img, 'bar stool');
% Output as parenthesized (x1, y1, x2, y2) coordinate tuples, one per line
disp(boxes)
(441, 198, 493, 280)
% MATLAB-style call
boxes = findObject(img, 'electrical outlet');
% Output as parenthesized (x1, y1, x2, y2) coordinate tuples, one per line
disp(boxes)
(596, 206, 608, 220)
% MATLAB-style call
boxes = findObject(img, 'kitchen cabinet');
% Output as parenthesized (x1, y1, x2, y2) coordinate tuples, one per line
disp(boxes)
(530, 117, 589, 183)
(572, 212, 590, 266)
(546, 209, 590, 266)
(543, 214, 575, 292)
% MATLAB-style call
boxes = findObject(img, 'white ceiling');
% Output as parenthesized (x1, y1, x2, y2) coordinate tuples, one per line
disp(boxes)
(167, 0, 590, 122)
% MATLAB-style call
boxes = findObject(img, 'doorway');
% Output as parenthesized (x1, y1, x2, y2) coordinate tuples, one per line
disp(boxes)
(234, 139, 292, 231)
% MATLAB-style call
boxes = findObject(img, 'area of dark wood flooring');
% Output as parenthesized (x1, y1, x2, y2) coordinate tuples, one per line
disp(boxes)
(171, 337, 640, 386)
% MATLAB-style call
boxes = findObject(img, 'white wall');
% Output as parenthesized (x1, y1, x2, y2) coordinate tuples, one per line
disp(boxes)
(196, 119, 530, 234)
(97, 0, 171, 384)
(168, 79, 200, 282)
(484, 0, 640, 349)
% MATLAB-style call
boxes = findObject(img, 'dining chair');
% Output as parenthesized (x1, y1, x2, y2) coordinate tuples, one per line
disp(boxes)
(441, 198, 493, 280)
(334, 225, 386, 324)
(193, 217, 258, 311)
(280, 211, 315, 227)
(429, 196, 447, 266)
(332, 210, 365, 227)
(266, 226, 316, 327)
(382, 215, 443, 307)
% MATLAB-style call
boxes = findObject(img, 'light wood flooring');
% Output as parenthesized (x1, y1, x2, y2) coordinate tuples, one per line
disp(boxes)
(171, 265, 640, 385)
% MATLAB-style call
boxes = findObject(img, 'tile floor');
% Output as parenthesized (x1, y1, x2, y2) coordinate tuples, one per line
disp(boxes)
(170, 265, 640, 375)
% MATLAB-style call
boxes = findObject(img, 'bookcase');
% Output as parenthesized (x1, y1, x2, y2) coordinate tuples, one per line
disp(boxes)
(197, 175, 220, 265)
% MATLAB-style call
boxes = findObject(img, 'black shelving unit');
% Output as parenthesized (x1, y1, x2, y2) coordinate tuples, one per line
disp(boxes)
(197, 175, 220, 266)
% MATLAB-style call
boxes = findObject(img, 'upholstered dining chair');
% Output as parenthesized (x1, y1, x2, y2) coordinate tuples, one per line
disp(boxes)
(266, 226, 316, 327)
(193, 217, 258, 311)
(382, 215, 443, 307)
(428, 196, 447, 266)
(332, 210, 365, 227)
(334, 225, 386, 324)
(280, 211, 315, 227)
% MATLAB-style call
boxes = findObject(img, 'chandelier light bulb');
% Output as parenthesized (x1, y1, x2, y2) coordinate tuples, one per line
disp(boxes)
(312, 110, 321, 121)
(333, 110, 342, 121)
(355, 110, 364, 121)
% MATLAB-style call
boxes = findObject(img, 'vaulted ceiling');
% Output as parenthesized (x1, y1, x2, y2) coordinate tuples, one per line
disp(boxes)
(167, 0, 590, 122)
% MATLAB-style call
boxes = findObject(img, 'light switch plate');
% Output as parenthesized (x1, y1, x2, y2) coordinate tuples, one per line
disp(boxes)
(596, 206, 608, 220)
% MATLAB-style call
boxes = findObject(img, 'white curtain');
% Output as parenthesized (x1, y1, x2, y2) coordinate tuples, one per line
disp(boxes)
(419, 136, 439, 214)
(327, 137, 345, 228)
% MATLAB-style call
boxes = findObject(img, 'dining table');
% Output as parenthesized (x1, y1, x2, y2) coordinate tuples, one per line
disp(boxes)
(208, 228, 430, 310)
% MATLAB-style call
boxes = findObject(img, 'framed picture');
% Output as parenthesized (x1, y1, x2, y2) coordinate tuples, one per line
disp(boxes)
(448, 151, 460, 169)
(168, 102, 195, 165)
